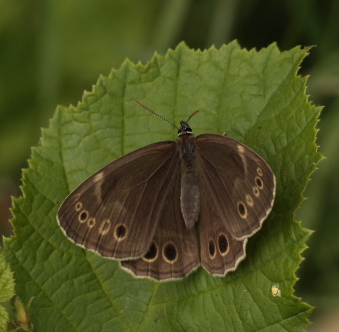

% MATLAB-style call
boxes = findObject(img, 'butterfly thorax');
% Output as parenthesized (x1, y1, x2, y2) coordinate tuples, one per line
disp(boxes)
(178, 132, 201, 230)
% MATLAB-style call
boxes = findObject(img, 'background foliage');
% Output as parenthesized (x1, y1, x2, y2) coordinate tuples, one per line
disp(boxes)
(1, 0, 338, 330)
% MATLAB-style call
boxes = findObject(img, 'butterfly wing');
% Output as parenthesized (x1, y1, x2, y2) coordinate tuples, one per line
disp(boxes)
(121, 168, 200, 280)
(57, 141, 180, 260)
(195, 134, 275, 275)
(199, 195, 247, 275)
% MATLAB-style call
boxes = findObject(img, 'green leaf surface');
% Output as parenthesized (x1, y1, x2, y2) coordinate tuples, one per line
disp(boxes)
(0, 249, 15, 332)
(4, 42, 321, 331)
(297, 98, 339, 308)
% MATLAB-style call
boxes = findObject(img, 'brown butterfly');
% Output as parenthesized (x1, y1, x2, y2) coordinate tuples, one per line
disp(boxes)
(57, 101, 276, 281)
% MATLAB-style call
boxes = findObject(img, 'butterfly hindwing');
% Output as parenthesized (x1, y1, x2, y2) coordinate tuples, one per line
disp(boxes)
(121, 169, 200, 280)
(199, 192, 247, 275)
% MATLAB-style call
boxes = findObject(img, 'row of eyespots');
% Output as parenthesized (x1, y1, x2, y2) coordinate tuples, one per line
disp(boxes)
(237, 167, 264, 219)
(208, 233, 229, 259)
(74, 201, 128, 239)
(142, 241, 178, 264)
(208, 168, 264, 259)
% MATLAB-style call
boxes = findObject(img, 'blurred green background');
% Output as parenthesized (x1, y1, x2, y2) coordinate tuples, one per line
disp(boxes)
(1, 0, 338, 330)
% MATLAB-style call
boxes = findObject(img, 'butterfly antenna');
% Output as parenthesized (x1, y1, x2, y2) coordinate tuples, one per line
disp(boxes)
(186, 110, 200, 123)
(133, 100, 179, 130)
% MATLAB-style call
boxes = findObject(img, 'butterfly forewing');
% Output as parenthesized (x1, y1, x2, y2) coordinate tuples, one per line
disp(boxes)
(57, 141, 180, 260)
(196, 134, 276, 240)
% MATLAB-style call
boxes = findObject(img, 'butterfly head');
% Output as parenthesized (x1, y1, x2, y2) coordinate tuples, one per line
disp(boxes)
(177, 110, 200, 136)
(133, 101, 199, 137)
(178, 121, 193, 136)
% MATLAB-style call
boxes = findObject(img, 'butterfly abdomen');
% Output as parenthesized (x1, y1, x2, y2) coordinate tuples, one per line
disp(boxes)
(179, 137, 201, 230)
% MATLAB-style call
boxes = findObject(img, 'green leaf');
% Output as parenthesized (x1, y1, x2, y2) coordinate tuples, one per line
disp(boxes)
(4, 42, 321, 331)
(297, 98, 339, 309)
(0, 249, 15, 332)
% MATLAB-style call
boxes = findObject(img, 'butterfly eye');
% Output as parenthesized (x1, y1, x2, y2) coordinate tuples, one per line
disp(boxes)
(257, 167, 263, 176)
(99, 219, 111, 235)
(253, 186, 260, 197)
(208, 239, 216, 259)
(114, 224, 128, 242)
(246, 194, 254, 207)
(162, 242, 178, 263)
(255, 177, 264, 189)
(237, 202, 247, 219)
(75, 202, 83, 211)
(87, 218, 96, 229)
(78, 210, 89, 223)
(217, 234, 229, 256)
(142, 242, 159, 263)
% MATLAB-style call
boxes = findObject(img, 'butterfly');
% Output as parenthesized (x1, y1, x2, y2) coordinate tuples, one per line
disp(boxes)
(57, 101, 276, 281)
